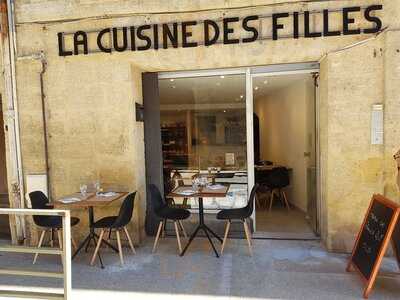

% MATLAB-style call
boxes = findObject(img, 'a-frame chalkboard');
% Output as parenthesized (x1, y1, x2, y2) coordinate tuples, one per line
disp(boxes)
(347, 194, 400, 298)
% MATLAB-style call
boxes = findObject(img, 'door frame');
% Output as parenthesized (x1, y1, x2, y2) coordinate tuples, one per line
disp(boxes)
(157, 62, 321, 234)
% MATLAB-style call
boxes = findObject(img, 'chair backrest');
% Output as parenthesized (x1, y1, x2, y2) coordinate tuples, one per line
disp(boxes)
(172, 170, 185, 187)
(149, 184, 167, 215)
(244, 184, 258, 218)
(112, 192, 136, 228)
(29, 191, 50, 226)
(266, 167, 290, 189)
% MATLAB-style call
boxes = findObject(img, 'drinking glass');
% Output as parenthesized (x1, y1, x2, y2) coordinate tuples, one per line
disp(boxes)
(94, 180, 101, 195)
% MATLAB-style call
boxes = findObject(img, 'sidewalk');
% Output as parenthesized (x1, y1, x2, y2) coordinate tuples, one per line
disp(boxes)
(0, 238, 398, 299)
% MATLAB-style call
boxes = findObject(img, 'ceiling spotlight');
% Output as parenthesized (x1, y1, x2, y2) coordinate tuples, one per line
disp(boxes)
(254, 86, 259, 91)
(220, 75, 225, 79)
(240, 95, 244, 99)
(171, 85, 176, 89)
(263, 80, 268, 84)
(223, 110, 227, 113)
(170, 79, 174, 82)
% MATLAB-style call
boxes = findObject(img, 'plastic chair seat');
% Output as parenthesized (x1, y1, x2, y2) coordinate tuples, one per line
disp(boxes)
(216, 207, 249, 220)
(93, 216, 118, 229)
(157, 207, 190, 220)
(36, 216, 80, 229)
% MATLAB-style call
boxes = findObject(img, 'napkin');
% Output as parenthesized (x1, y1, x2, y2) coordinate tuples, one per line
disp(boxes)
(177, 189, 195, 196)
(97, 192, 118, 197)
(59, 197, 81, 204)
(208, 184, 225, 190)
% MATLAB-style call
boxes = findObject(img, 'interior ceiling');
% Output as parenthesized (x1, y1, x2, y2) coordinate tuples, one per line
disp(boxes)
(159, 73, 312, 106)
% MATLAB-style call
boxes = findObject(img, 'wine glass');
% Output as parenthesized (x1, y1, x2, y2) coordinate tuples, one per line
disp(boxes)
(80, 184, 87, 198)
(94, 180, 101, 195)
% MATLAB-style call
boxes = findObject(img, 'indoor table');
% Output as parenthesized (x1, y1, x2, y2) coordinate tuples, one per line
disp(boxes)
(168, 184, 230, 258)
(55, 191, 127, 268)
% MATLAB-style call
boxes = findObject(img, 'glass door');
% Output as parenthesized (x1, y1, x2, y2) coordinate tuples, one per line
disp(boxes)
(159, 72, 249, 211)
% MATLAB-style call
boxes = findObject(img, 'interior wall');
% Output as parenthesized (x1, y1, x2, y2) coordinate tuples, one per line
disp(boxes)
(255, 77, 314, 212)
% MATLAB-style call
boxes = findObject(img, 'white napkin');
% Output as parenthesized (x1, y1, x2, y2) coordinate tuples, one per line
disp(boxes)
(177, 189, 195, 196)
(97, 192, 118, 197)
(60, 197, 81, 203)
(208, 184, 225, 190)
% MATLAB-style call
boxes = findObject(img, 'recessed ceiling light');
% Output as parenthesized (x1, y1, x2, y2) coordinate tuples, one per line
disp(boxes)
(240, 95, 244, 99)
(170, 79, 174, 82)
(223, 110, 227, 113)
(263, 80, 268, 84)
(254, 86, 259, 90)
(220, 75, 225, 79)
(172, 85, 176, 89)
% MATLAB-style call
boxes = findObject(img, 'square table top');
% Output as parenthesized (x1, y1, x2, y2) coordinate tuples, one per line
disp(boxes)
(54, 192, 128, 208)
(167, 184, 230, 198)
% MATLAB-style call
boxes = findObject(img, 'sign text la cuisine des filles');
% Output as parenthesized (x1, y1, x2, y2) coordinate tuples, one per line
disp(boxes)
(58, 5, 383, 56)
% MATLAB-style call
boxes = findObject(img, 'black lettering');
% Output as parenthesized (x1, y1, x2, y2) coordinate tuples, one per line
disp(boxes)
(162, 23, 178, 49)
(73, 31, 88, 55)
(272, 13, 289, 40)
(323, 9, 341, 37)
(182, 21, 198, 47)
(343, 7, 361, 35)
(97, 28, 112, 53)
(204, 20, 220, 46)
(293, 12, 299, 39)
(137, 25, 152, 51)
(223, 17, 240, 44)
(153, 24, 159, 50)
(57, 32, 72, 56)
(242, 15, 259, 43)
(130, 26, 136, 51)
(304, 11, 322, 38)
(112, 27, 128, 52)
(364, 5, 383, 34)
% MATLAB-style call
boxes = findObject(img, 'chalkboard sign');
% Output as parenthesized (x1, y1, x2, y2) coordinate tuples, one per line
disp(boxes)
(347, 194, 400, 299)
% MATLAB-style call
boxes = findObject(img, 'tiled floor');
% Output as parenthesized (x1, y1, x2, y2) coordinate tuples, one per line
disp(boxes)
(0, 237, 399, 299)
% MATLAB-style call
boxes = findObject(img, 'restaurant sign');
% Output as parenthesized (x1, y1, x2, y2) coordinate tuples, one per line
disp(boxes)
(58, 5, 383, 56)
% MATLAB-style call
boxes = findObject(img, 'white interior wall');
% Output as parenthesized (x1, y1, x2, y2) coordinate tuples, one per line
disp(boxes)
(255, 77, 314, 212)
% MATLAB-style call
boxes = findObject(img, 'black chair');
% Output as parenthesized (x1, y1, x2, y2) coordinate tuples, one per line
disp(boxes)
(216, 184, 258, 256)
(265, 167, 290, 211)
(149, 184, 190, 254)
(29, 191, 80, 264)
(90, 192, 137, 266)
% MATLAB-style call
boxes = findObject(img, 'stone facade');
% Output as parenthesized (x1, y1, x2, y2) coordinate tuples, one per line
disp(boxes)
(1, 0, 399, 251)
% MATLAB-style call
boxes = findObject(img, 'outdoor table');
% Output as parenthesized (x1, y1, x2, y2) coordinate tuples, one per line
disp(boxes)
(54, 192, 127, 268)
(168, 184, 230, 258)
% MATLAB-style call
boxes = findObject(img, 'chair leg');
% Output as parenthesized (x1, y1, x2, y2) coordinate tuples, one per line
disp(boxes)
(152, 221, 164, 253)
(174, 221, 182, 254)
(71, 236, 77, 251)
(116, 230, 124, 266)
(282, 190, 290, 211)
(269, 190, 275, 211)
(161, 219, 167, 238)
(57, 230, 64, 266)
(90, 229, 104, 266)
(243, 220, 253, 256)
(221, 220, 231, 255)
(178, 220, 188, 239)
(33, 230, 46, 265)
(123, 226, 136, 254)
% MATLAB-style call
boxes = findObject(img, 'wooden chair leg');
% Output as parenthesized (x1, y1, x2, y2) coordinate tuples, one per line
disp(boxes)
(174, 221, 182, 254)
(282, 190, 290, 211)
(243, 220, 253, 256)
(221, 220, 231, 254)
(90, 229, 104, 266)
(178, 220, 188, 238)
(269, 190, 275, 211)
(33, 230, 46, 265)
(152, 221, 163, 253)
(123, 226, 136, 254)
(255, 192, 261, 209)
(161, 219, 167, 238)
(116, 230, 124, 266)
(57, 230, 64, 266)
(71, 236, 77, 251)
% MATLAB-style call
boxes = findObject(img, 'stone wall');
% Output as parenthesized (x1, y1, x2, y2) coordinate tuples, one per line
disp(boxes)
(7, 0, 400, 251)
